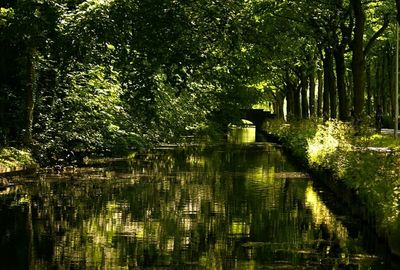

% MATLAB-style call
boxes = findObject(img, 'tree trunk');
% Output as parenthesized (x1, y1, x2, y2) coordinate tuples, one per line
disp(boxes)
(329, 67, 337, 119)
(375, 58, 381, 113)
(334, 47, 348, 121)
(309, 62, 316, 118)
(294, 84, 301, 120)
(274, 95, 284, 120)
(317, 67, 323, 117)
(279, 98, 284, 119)
(366, 63, 372, 115)
(396, 0, 400, 24)
(381, 54, 388, 116)
(301, 70, 309, 119)
(286, 84, 295, 121)
(390, 50, 396, 120)
(351, 0, 366, 125)
(0, 94, 4, 131)
(323, 49, 335, 121)
(347, 70, 353, 116)
(23, 48, 37, 146)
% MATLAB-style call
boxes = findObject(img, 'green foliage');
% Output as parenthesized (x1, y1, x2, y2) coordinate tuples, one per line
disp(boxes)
(357, 133, 400, 150)
(264, 119, 319, 159)
(0, 147, 36, 167)
(0, 7, 14, 26)
(34, 64, 144, 163)
(307, 120, 354, 175)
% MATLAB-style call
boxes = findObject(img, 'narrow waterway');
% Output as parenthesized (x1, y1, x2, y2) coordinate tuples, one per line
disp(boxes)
(0, 142, 393, 269)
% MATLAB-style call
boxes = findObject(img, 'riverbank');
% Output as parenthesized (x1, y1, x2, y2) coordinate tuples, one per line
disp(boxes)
(263, 119, 400, 258)
(0, 147, 37, 174)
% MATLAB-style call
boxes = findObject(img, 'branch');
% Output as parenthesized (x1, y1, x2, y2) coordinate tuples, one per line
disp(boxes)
(339, 4, 353, 48)
(364, 14, 389, 56)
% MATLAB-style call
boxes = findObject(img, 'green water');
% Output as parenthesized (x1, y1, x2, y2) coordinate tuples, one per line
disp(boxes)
(0, 143, 390, 269)
(227, 126, 256, 144)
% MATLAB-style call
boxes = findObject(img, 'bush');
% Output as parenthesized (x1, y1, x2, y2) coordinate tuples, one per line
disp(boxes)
(264, 119, 319, 159)
(0, 147, 36, 167)
(307, 120, 353, 177)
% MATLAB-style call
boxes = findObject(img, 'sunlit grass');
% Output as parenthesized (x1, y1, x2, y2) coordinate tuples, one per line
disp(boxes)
(356, 133, 400, 150)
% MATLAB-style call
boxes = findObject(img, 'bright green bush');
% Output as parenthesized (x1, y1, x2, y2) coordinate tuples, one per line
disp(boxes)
(34, 64, 145, 164)
(307, 120, 354, 178)
(264, 119, 319, 159)
(0, 147, 36, 167)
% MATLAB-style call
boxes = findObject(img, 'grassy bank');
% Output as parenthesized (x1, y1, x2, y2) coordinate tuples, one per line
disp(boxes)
(264, 119, 400, 256)
(0, 147, 37, 173)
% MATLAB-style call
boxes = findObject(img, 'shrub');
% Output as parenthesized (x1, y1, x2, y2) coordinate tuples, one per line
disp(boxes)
(0, 147, 36, 167)
(307, 120, 354, 177)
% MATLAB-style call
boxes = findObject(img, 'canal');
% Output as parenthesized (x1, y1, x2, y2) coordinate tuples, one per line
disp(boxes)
(0, 142, 393, 269)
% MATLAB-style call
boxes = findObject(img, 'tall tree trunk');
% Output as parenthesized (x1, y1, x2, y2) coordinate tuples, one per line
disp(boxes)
(0, 94, 4, 134)
(366, 63, 372, 115)
(274, 95, 284, 120)
(317, 67, 323, 117)
(330, 66, 337, 119)
(293, 85, 301, 120)
(323, 49, 335, 121)
(278, 98, 284, 119)
(286, 84, 295, 121)
(381, 54, 388, 116)
(375, 58, 381, 113)
(347, 69, 353, 116)
(301, 70, 309, 119)
(309, 62, 316, 118)
(351, 0, 366, 125)
(396, 0, 400, 24)
(334, 47, 348, 121)
(23, 48, 37, 146)
(390, 50, 396, 120)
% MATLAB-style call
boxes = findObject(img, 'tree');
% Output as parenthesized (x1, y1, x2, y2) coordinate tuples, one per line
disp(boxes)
(350, 0, 390, 125)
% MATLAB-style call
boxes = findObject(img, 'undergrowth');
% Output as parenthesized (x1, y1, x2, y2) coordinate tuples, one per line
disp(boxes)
(0, 147, 36, 168)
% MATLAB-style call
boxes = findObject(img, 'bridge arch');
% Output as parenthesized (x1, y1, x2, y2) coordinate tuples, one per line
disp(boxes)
(241, 109, 276, 130)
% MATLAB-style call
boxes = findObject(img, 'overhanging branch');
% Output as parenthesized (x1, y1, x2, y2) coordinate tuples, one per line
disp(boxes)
(364, 14, 389, 56)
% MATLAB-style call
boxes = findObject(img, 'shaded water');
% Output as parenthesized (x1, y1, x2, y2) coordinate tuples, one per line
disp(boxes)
(0, 143, 391, 269)
(227, 125, 256, 144)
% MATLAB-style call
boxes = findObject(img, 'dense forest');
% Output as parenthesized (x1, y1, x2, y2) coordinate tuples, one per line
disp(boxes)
(1, 0, 400, 163)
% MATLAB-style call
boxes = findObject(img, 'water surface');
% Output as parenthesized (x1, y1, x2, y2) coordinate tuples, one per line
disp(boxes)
(0, 143, 389, 269)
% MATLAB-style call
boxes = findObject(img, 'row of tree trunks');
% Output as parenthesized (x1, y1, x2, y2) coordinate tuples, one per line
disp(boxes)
(277, 2, 390, 124)
(281, 0, 389, 125)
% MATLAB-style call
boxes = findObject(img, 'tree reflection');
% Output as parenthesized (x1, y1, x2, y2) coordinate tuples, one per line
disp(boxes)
(0, 144, 386, 269)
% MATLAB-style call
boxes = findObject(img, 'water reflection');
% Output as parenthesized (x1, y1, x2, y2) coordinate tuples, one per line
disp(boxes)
(227, 124, 256, 144)
(0, 144, 388, 269)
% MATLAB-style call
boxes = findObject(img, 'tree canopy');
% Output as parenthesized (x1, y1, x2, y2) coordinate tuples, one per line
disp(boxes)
(1, 0, 399, 162)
